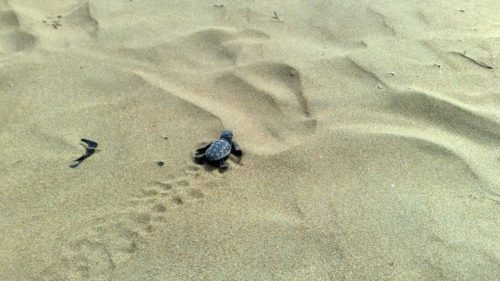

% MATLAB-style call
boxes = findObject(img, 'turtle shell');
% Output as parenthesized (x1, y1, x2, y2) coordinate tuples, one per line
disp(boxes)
(205, 139, 232, 161)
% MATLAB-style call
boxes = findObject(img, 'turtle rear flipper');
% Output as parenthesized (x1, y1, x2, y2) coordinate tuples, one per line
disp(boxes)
(194, 142, 212, 163)
(219, 160, 229, 170)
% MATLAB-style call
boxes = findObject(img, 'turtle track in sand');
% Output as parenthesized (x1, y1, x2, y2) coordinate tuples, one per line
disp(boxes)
(41, 163, 232, 280)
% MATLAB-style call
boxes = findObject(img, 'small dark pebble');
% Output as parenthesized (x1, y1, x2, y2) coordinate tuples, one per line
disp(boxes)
(163, 136, 168, 140)
(156, 161, 165, 166)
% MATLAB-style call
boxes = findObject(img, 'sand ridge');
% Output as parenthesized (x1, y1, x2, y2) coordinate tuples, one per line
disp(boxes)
(1, 0, 499, 280)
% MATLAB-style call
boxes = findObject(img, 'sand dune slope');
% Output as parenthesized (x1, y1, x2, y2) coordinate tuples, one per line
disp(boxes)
(0, 0, 499, 280)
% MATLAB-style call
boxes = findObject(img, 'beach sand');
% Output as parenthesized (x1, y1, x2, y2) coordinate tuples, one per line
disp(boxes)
(1, 0, 499, 280)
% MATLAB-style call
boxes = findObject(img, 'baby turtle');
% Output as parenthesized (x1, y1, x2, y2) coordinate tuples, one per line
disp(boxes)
(194, 129, 242, 169)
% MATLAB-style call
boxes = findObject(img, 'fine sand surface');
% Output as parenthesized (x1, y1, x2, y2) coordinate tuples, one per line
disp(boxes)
(1, 0, 499, 280)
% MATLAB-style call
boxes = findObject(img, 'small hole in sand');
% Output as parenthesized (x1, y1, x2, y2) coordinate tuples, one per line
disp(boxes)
(189, 189, 204, 198)
(153, 204, 167, 213)
(176, 180, 189, 187)
(132, 212, 151, 224)
(142, 189, 159, 196)
(154, 181, 173, 190)
(172, 196, 183, 205)
(127, 241, 137, 253)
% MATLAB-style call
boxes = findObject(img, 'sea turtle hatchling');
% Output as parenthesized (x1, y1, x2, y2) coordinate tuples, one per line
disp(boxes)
(194, 129, 242, 169)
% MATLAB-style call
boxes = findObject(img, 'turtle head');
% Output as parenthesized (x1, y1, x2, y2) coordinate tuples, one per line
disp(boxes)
(220, 129, 233, 141)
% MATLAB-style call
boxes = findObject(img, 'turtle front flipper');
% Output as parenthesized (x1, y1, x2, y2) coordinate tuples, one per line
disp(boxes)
(231, 141, 243, 157)
(194, 142, 212, 163)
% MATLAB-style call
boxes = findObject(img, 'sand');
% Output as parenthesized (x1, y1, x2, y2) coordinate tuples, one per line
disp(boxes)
(1, 0, 499, 280)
